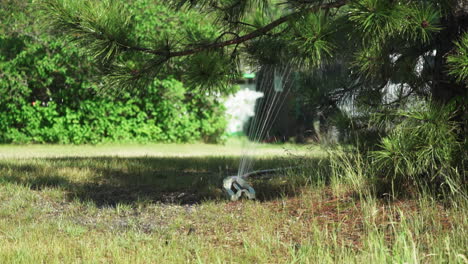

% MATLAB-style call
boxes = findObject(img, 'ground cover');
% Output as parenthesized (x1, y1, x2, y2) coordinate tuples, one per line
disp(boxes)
(0, 143, 466, 263)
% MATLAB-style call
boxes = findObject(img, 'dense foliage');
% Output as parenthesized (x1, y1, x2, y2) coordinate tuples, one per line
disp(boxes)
(372, 103, 466, 194)
(38, 0, 467, 101)
(0, 0, 228, 144)
(37, 0, 467, 141)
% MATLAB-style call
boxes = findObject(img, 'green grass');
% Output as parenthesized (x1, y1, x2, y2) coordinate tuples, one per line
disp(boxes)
(0, 143, 466, 263)
(0, 138, 316, 158)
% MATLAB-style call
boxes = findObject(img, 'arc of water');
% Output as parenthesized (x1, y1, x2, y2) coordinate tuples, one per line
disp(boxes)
(239, 65, 276, 176)
(239, 65, 275, 175)
(243, 66, 293, 175)
(237, 64, 294, 177)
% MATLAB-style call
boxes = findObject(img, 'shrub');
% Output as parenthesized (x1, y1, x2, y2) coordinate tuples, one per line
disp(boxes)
(0, 0, 228, 144)
(372, 102, 466, 195)
(0, 79, 228, 144)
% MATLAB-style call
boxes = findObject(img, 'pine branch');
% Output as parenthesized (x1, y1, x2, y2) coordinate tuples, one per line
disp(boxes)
(129, 0, 348, 58)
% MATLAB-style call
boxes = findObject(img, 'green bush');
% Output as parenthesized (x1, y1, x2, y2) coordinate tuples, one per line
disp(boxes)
(0, 0, 228, 144)
(0, 78, 227, 144)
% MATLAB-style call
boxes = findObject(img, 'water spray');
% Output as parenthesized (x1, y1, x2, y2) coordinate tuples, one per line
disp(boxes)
(223, 65, 294, 201)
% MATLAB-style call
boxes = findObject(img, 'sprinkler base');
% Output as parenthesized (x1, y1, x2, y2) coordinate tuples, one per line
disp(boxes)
(223, 176, 256, 201)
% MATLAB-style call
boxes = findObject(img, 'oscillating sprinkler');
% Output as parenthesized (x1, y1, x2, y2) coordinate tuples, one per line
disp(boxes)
(223, 175, 256, 201)
(222, 167, 296, 201)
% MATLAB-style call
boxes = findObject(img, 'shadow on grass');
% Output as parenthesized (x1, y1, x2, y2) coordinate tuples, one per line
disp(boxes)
(0, 156, 325, 206)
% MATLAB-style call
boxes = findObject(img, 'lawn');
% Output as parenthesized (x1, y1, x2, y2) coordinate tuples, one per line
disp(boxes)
(0, 143, 466, 263)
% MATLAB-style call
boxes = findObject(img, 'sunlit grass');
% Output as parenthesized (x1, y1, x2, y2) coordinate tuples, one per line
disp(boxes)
(0, 143, 466, 263)
(0, 138, 319, 158)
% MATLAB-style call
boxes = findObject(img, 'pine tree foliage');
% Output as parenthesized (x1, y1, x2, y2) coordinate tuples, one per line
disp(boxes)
(38, 0, 466, 99)
(42, 0, 134, 64)
(448, 32, 468, 83)
(371, 102, 466, 195)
